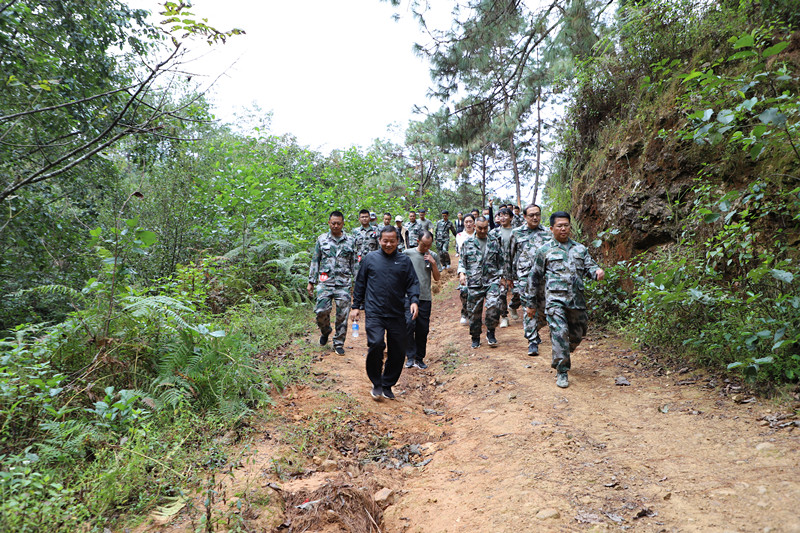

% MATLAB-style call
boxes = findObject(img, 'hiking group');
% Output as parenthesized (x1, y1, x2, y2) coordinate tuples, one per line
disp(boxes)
(307, 203, 604, 399)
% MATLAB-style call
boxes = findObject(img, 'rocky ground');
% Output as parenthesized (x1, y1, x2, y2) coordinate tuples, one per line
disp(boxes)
(139, 272, 800, 533)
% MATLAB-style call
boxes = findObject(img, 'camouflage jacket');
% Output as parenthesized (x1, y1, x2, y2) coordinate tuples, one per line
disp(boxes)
(529, 238, 602, 310)
(351, 224, 378, 262)
(308, 231, 357, 289)
(405, 221, 422, 248)
(434, 219, 456, 243)
(418, 218, 434, 235)
(489, 225, 515, 279)
(457, 233, 504, 288)
(512, 214, 524, 228)
(510, 225, 552, 281)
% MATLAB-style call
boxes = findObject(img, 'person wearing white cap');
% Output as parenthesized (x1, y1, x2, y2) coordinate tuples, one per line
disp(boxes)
(394, 215, 407, 252)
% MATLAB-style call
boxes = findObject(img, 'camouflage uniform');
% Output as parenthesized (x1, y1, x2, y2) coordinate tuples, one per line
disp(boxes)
(308, 231, 357, 349)
(529, 239, 602, 372)
(434, 219, 457, 268)
(458, 233, 504, 340)
(489, 225, 515, 319)
(512, 225, 552, 346)
(405, 220, 422, 248)
(352, 224, 378, 277)
(512, 213, 524, 228)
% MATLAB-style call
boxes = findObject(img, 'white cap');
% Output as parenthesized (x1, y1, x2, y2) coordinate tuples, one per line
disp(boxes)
(395, 215, 403, 222)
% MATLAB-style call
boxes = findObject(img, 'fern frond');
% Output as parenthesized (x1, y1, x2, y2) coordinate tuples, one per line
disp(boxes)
(15, 284, 86, 303)
(122, 295, 194, 330)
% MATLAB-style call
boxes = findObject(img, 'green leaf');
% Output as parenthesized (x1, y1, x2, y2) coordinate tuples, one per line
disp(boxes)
(753, 356, 774, 365)
(733, 34, 755, 49)
(762, 41, 788, 57)
(728, 50, 757, 61)
(770, 269, 794, 283)
(703, 212, 721, 223)
(717, 109, 735, 125)
(758, 108, 786, 125)
(727, 361, 744, 369)
(741, 97, 758, 111)
(135, 230, 158, 246)
(682, 70, 702, 83)
(702, 108, 714, 121)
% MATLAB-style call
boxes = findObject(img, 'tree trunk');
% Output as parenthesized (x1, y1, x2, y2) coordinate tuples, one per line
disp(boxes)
(509, 133, 521, 207)
(533, 84, 542, 205)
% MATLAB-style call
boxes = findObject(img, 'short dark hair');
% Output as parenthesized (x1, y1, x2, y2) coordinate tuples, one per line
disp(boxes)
(330, 210, 344, 220)
(359, 209, 370, 216)
(457, 211, 463, 216)
(383, 212, 392, 217)
(420, 230, 434, 241)
(498, 207, 512, 217)
(409, 210, 417, 215)
(379, 226, 399, 238)
(524, 203, 541, 216)
(550, 211, 571, 226)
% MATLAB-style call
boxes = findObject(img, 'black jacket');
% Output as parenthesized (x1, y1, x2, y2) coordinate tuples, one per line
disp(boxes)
(353, 248, 420, 318)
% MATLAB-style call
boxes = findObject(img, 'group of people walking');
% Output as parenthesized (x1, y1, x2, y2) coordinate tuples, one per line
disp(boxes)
(307, 203, 604, 398)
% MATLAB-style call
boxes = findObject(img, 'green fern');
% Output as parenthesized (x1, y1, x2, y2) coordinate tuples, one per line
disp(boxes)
(14, 284, 86, 304)
(122, 295, 195, 330)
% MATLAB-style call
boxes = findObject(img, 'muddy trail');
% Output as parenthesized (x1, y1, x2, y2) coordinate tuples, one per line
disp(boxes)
(140, 272, 800, 533)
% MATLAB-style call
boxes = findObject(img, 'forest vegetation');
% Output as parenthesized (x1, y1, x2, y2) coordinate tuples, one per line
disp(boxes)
(1, 0, 798, 530)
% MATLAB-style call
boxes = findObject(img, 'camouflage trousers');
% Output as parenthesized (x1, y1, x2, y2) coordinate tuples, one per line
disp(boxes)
(436, 239, 451, 268)
(314, 286, 351, 348)
(498, 282, 521, 318)
(459, 285, 468, 319)
(515, 280, 544, 345)
(545, 306, 588, 372)
(466, 283, 502, 339)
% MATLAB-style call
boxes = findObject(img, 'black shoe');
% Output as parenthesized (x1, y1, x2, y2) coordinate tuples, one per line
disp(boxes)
(414, 360, 428, 369)
(471, 338, 481, 349)
(382, 387, 396, 400)
(319, 333, 329, 346)
(334, 346, 345, 355)
(404, 359, 415, 368)
(487, 329, 498, 347)
(528, 341, 539, 356)
(370, 385, 384, 401)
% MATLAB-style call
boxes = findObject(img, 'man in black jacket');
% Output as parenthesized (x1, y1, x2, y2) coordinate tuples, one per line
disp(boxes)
(350, 226, 420, 401)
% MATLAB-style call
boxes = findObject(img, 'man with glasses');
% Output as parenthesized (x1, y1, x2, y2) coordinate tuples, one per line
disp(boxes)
(528, 211, 605, 388)
(510, 204, 552, 355)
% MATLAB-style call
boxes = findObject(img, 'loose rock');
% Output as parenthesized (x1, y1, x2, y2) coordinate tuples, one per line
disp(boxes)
(536, 508, 560, 520)
(374, 487, 394, 505)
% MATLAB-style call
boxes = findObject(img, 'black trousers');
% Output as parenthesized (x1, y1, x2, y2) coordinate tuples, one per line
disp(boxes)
(405, 299, 432, 363)
(365, 315, 408, 388)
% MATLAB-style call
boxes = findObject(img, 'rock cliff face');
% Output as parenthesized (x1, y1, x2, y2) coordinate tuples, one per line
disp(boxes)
(571, 32, 800, 265)
(572, 110, 718, 263)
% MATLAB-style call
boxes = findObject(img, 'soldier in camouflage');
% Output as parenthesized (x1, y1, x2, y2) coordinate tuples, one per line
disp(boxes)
(489, 207, 515, 328)
(377, 212, 393, 233)
(511, 204, 552, 356)
(307, 210, 357, 355)
(352, 209, 378, 276)
(528, 211, 604, 388)
(458, 216, 504, 348)
(512, 205, 524, 228)
(434, 210, 458, 269)
(406, 210, 421, 248)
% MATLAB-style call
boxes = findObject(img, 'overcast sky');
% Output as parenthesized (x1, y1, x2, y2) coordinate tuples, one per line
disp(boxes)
(129, 0, 448, 152)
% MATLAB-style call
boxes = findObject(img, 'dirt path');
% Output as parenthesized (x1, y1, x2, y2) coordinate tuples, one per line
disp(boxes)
(141, 273, 800, 532)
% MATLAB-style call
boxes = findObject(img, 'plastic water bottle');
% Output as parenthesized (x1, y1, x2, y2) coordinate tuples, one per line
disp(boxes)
(351, 322, 359, 338)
